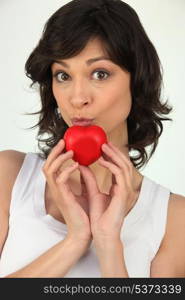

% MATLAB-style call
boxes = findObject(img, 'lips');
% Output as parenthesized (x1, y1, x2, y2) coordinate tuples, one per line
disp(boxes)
(71, 118, 94, 126)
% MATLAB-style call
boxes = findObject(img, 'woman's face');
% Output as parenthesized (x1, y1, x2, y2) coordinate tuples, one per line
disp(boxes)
(51, 37, 132, 135)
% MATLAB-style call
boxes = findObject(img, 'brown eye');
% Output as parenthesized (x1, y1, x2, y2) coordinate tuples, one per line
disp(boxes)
(93, 70, 109, 80)
(54, 72, 69, 82)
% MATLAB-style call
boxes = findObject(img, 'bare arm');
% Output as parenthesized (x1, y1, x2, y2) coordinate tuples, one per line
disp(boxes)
(150, 193, 185, 277)
(4, 237, 89, 278)
(94, 237, 129, 277)
(0, 150, 26, 256)
(0, 149, 90, 278)
(94, 193, 185, 278)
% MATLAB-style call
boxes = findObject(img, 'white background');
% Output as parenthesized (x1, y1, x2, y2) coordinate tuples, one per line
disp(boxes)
(0, 0, 185, 195)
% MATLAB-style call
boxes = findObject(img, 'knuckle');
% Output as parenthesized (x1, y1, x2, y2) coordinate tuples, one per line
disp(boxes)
(116, 169, 122, 176)
(47, 169, 54, 176)
(56, 177, 65, 185)
(56, 178, 61, 184)
(42, 167, 54, 177)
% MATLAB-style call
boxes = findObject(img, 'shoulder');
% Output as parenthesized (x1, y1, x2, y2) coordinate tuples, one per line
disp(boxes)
(0, 150, 26, 254)
(150, 192, 185, 277)
(0, 150, 26, 213)
(0, 149, 26, 162)
(0, 150, 26, 180)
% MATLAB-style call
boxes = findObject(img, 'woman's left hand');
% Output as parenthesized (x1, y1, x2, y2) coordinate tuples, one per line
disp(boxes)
(78, 141, 138, 241)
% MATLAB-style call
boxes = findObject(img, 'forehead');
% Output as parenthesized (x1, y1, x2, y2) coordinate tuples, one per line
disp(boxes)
(52, 38, 111, 67)
(78, 37, 108, 56)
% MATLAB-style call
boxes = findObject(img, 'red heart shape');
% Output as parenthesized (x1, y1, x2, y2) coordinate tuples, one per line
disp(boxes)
(63, 125, 108, 166)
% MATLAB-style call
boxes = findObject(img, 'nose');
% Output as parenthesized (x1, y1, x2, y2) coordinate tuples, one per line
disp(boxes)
(69, 80, 91, 108)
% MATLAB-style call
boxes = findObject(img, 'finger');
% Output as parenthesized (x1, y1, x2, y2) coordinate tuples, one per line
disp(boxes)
(98, 158, 127, 213)
(55, 162, 84, 216)
(46, 150, 74, 175)
(43, 150, 74, 185)
(56, 162, 79, 185)
(43, 139, 66, 170)
(101, 144, 131, 185)
(108, 142, 133, 175)
(102, 143, 129, 172)
(78, 165, 100, 199)
(107, 142, 134, 188)
(78, 166, 106, 219)
(98, 157, 125, 189)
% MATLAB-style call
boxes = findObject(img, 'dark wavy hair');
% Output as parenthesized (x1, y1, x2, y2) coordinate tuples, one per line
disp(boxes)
(24, 0, 173, 169)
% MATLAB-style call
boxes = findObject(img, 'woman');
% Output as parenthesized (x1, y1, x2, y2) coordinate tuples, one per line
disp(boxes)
(0, 0, 184, 278)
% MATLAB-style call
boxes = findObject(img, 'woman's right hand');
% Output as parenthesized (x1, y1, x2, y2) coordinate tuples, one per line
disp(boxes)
(42, 139, 92, 247)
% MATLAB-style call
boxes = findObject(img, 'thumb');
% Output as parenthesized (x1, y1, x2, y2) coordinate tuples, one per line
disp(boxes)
(78, 165, 100, 199)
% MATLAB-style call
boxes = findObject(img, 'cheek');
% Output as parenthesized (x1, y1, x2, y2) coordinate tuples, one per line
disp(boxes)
(104, 84, 132, 116)
(119, 89, 132, 117)
(116, 78, 132, 115)
(99, 85, 132, 130)
(52, 84, 67, 112)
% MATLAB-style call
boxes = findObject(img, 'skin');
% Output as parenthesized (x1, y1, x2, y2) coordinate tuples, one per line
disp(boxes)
(47, 36, 144, 276)
(46, 37, 185, 278)
(2, 37, 184, 278)
(50, 36, 143, 202)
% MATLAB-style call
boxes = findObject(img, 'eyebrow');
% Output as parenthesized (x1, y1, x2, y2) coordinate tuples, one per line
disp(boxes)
(53, 56, 112, 68)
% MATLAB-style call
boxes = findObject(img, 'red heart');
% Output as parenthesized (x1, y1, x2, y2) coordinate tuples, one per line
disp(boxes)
(63, 125, 108, 166)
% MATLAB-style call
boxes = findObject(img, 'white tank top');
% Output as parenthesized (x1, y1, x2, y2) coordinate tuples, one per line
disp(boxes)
(0, 152, 171, 277)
